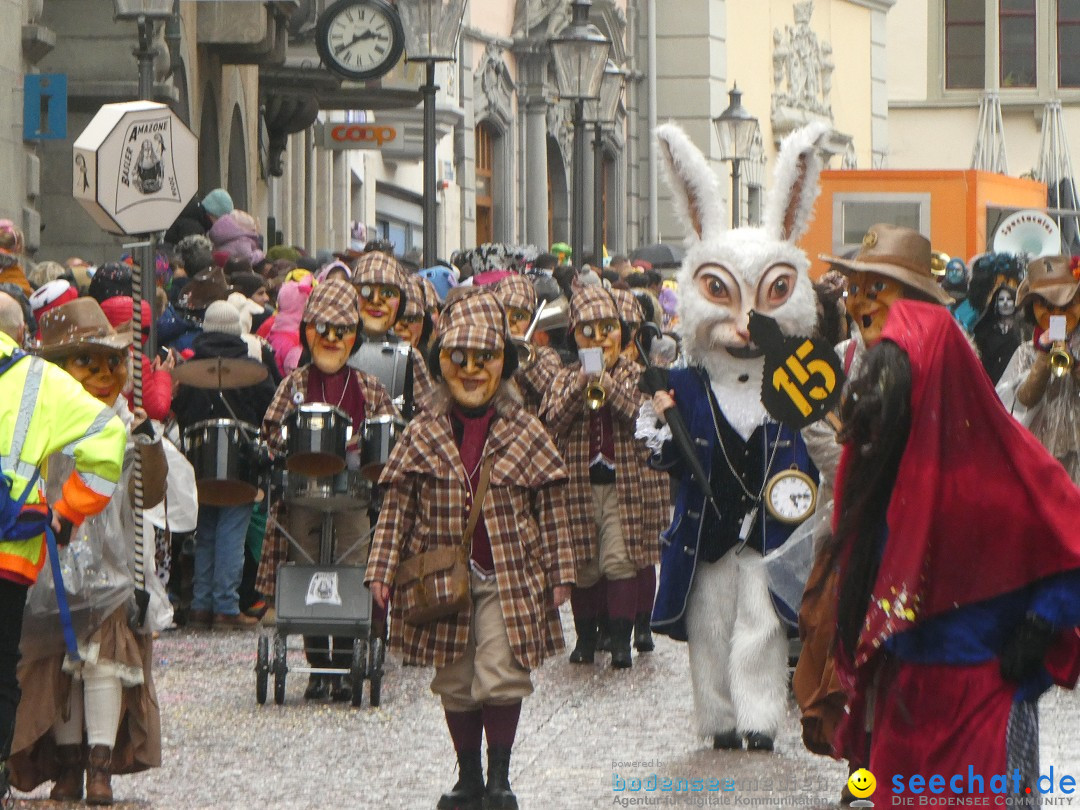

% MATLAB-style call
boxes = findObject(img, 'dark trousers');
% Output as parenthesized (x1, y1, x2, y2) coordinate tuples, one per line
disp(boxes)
(0, 578, 28, 759)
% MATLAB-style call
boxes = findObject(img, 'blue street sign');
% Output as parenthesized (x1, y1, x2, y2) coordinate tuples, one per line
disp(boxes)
(23, 73, 67, 141)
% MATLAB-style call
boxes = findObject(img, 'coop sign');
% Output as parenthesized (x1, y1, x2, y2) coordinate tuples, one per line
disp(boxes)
(73, 101, 198, 235)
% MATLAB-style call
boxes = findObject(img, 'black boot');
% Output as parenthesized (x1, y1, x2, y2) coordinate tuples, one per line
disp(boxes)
(745, 732, 774, 752)
(304, 674, 330, 700)
(609, 618, 633, 669)
(436, 750, 484, 810)
(569, 616, 597, 664)
(595, 615, 611, 652)
(633, 613, 654, 652)
(485, 746, 518, 810)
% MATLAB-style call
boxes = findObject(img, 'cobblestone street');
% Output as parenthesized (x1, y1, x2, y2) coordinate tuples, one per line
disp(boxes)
(11, 606, 1080, 810)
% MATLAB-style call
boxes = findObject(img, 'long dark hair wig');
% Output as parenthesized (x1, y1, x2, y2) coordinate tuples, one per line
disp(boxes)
(827, 339, 913, 657)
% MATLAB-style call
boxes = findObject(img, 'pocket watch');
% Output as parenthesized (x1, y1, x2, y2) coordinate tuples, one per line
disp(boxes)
(315, 0, 405, 82)
(763, 465, 817, 524)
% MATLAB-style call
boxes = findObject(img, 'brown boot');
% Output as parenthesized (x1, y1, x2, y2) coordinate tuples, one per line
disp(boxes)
(49, 744, 84, 801)
(85, 744, 113, 805)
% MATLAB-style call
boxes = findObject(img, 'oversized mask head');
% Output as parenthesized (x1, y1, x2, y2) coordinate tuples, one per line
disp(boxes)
(64, 348, 129, 407)
(301, 279, 361, 374)
(433, 290, 512, 409)
(656, 121, 829, 365)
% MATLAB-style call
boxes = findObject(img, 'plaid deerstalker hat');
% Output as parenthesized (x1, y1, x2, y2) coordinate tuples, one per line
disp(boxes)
(353, 251, 407, 290)
(302, 279, 360, 326)
(494, 273, 537, 314)
(399, 275, 426, 319)
(569, 285, 619, 332)
(437, 288, 508, 352)
(610, 287, 644, 325)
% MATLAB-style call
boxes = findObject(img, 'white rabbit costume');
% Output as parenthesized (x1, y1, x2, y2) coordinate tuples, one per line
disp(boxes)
(637, 121, 827, 749)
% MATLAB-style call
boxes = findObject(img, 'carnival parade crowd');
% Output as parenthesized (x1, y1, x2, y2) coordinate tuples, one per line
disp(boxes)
(0, 120, 1078, 810)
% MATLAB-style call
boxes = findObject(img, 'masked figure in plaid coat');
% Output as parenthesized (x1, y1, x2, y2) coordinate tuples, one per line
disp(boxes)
(346, 251, 433, 415)
(366, 289, 574, 810)
(492, 273, 563, 414)
(540, 286, 657, 669)
(610, 288, 669, 655)
(257, 280, 399, 702)
(638, 122, 826, 752)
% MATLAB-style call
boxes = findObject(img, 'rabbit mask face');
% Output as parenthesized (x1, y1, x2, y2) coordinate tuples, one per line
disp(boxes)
(656, 121, 829, 365)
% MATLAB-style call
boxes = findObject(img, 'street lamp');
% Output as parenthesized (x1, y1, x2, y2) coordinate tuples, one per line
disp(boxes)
(586, 60, 625, 262)
(712, 85, 760, 228)
(397, 0, 468, 267)
(551, 0, 610, 269)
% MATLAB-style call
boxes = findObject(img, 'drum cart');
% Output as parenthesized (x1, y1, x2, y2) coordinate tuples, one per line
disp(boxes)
(255, 474, 385, 708)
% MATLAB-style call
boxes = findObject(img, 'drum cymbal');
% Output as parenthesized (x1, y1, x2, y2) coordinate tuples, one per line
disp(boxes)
(173, 357, 269, 389)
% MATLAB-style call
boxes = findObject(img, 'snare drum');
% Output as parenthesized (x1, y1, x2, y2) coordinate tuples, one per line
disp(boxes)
(183, 419, 259, 506)
(284, 470, 372, 512)
(285, 403, 352, 477)
(359, 415, 405, 482)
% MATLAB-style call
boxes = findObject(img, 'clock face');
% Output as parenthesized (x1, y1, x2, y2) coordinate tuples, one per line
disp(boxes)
(766, 472, 816, 524)
(316, 0, 405, 82)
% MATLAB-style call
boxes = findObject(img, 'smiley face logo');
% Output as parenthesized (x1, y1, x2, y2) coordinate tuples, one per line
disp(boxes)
(847, 769, 877, 799)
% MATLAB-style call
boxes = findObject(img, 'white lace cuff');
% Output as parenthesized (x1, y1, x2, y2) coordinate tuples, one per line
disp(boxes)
(635, 400, 672, 454)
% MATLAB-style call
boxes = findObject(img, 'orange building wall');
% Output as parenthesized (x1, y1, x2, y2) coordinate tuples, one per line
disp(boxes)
(800, 170, 1047, 278)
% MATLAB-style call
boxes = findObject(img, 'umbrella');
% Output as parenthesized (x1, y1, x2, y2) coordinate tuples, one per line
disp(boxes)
(629, 243, 685, 269)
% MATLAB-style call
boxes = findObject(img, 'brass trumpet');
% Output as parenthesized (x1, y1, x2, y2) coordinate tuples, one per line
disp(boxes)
(510, 296, 570, 370)
(585, 376, 607, 410)
(930, 250, 950, 277)
(1049, 341, 1074, 378)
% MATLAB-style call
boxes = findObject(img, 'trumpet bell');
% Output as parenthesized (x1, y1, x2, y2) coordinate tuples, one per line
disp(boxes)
(1050, 341, 1074, 378)
(930, 251, 950, 277)
(585, 380, 607, 410)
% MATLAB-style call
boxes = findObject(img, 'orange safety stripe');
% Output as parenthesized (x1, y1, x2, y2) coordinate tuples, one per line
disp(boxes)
(0, 543, 45, 586)
(57, 473, 112, 525)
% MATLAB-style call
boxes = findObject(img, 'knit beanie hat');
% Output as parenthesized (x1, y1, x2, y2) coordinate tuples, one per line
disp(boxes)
(29, 279, 79, 322)
(202, 300, 243, 336)
(88, 262, 133, 302)
(202, 188, 234, 219)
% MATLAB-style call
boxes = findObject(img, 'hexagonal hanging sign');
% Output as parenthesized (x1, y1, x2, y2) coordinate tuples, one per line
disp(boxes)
(73, 100, 197, 235)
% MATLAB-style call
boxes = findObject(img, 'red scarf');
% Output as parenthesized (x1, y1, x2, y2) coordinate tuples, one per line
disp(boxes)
(834, 300, 1080, 668)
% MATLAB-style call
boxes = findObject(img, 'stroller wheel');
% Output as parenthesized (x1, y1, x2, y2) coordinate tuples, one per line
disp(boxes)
(255, 635, 269, 705)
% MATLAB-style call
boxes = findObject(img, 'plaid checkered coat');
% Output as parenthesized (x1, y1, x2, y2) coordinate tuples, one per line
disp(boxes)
(255, 364, 398, 596)
(515, 344, 563, 413)
(365, 385, 575, 670)
(539, 356, 660, 568)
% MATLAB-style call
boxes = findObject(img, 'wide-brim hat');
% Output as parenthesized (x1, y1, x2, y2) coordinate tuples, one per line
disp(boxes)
(494, 273, 537, 314)
(821, 223, 953, 306)
(437, 288, 507, 352)
(569, 285, 619, 332)
(302, 278, 360, 326)
(38, 297, 133, 360)
(178, 266, 229, 311)
(1016, 255, 1080, 309)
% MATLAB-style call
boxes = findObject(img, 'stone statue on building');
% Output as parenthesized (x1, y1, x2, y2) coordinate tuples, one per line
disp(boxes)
(513, 0, 570, 39)
(770, 1, 835, 137)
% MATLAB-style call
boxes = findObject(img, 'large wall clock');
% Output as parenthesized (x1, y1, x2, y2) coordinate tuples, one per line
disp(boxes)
(315, 0, 405, 82)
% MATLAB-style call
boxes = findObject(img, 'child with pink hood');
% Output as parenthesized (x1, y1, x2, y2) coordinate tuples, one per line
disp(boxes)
(267, 276, 312, 376)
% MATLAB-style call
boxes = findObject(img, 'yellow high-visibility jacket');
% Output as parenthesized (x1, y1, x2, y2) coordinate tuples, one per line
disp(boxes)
(0, 331, 126, 585)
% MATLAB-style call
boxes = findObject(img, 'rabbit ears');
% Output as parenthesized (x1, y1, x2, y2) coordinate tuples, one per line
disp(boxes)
(656, 120, 831, 244)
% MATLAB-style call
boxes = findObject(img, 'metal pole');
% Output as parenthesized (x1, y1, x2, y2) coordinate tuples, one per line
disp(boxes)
(593, 122, 604, 267)
(572, 98, 586, 270)
(135, 17, 157, 357)
(422, 61, 438, 267)
(646, 0, 658, 243)
(731, 159, 741, 229)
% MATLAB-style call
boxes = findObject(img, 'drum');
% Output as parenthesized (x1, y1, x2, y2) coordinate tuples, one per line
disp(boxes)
(284, 470, 372, 512)
(359, 415, 405, 482)
(348, 340, 412, 411)
(183, 419, 259, 506)
(285, 404, 352, 477)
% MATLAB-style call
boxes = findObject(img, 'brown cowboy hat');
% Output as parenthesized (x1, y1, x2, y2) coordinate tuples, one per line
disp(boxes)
(178, 266, 229, 311)
(821, 223, 953, 306)
(38, 297, 133, 360)
(1016, 255, 1080, 309)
